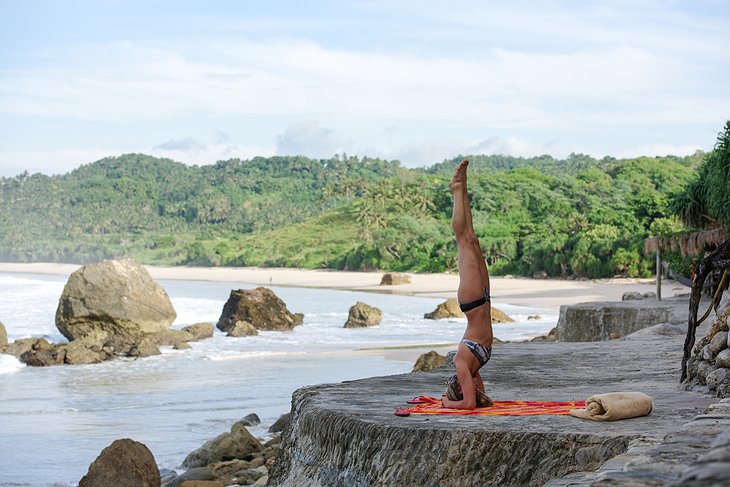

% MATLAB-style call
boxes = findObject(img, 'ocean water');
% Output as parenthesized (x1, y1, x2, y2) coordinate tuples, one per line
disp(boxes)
(0, 272, 556, 486)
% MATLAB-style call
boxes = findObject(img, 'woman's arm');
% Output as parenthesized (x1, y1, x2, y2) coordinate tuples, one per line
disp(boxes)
(441, 364, 477, 409)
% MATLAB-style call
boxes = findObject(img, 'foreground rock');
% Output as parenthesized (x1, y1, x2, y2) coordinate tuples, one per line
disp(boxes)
(165, 417, 285, 487)
(412, 350, 446, 372)
(56, 259, 176, 341)
(217, 288, 303, 333)
(79, 438, 160, 487)
(268, 322, 719, 486)
(379, 273, 411, 285)
(424, 298, 513, 322)
(0, 319, 7, 346)
(557, 296, 688, 341)
(182, 422, 264, 468)
(343, 302, 382, 328)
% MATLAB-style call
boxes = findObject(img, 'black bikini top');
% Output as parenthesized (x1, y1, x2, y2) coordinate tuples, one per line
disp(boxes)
(459, 287, 490, 313)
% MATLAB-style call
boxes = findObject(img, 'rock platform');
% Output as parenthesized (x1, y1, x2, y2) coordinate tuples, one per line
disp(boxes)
(269, 322, 728, 486)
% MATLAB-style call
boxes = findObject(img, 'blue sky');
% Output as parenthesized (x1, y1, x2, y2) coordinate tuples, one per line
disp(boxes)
(0, 0, 728, 176)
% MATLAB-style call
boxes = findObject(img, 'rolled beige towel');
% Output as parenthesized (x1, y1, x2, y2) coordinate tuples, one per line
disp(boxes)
(569, 392, 653, 421)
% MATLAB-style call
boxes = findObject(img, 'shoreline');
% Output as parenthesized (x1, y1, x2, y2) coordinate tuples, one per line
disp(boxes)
(0, 262, 686, 311)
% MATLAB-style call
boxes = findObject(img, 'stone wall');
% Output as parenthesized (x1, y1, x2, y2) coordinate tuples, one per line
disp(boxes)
(685, 293, 730, 397)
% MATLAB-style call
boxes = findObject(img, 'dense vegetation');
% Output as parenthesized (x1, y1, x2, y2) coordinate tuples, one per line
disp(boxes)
(672, 121, 730, 230)
(0, 147, 706, 278)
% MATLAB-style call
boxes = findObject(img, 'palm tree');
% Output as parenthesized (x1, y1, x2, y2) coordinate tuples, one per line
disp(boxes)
(673, 120, 730, 230)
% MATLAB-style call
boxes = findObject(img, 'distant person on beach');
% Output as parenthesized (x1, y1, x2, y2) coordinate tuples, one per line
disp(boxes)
(441, 159, 494, 410)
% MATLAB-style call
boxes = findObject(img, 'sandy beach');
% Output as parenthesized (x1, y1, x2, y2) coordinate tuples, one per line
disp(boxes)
(0, 262, 687, 311)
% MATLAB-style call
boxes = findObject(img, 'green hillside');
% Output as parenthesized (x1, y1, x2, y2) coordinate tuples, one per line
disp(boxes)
(0, 150, 703, 278)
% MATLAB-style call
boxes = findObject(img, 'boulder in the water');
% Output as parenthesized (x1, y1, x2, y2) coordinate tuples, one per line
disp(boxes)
(424, 299, 463, 319)
(344, 302, 382, 328)
(55, 259, 176, 342)
(424, 298, 513, 323)
(217, 288, 303, 332)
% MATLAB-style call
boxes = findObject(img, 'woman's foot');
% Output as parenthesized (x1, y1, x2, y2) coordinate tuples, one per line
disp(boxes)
(448, 159, 469, 192)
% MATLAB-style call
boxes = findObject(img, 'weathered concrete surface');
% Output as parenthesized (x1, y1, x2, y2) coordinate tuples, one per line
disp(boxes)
(545, 400, 730, 486)
(269, 324, 722, 487)
(557, 297, 689, 342)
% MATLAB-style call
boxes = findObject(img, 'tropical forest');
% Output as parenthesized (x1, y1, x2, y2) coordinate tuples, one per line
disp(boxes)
(1, 121, 728, 280)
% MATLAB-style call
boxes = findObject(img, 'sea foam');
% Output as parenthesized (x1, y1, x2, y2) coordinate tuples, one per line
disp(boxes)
(0, 353, 25, 374)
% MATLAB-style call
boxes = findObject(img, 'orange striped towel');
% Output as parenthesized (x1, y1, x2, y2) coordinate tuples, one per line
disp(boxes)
(406, 396, 586, 416)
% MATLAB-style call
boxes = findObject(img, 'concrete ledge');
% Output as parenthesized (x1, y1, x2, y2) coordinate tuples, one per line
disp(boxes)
(557, 297, 689, 342)
(270, 326, 717, 486)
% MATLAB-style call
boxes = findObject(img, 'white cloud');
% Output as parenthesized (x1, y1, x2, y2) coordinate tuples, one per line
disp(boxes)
(1, 35, 725, 130)
(147, 137, 274, 165)
(275, 120, 349, 158)
(153, 136, 206, 152)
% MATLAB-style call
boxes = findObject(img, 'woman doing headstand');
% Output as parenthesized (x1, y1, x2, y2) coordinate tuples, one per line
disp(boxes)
(441, 159, 494, 410)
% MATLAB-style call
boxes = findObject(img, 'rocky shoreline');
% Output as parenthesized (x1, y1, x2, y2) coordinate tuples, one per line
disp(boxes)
(0, 260, 305, 367)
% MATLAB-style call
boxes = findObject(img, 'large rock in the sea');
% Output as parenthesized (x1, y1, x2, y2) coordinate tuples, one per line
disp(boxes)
(424, 299, 463, 319)
(56, 259, 176, 341)
(491, 307, 514, 323)
(79, 438, 160, 487)
(344, 302, 382, 328)
(557, 298, 688, 342)
(0, 319, 7, 346)
(424, 298, 513, 323)
(217, 288, 303, 333)
(182, 422, 264, 469)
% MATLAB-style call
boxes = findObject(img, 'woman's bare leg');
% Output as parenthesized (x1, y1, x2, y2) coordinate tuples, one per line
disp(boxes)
(460, 165, 490, 294)
(449, 160, 489, 302)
